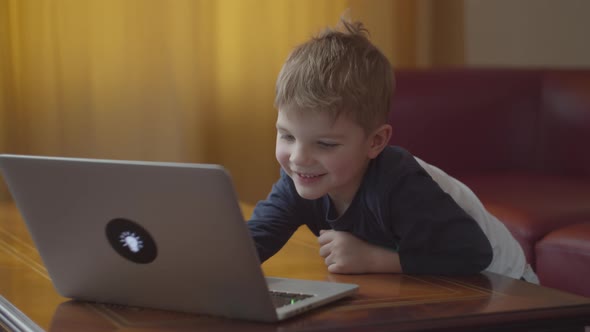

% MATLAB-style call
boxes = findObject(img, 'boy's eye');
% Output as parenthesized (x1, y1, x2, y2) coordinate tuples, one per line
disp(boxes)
(280, 134, 295, 142)
(317, 141, 339, 148)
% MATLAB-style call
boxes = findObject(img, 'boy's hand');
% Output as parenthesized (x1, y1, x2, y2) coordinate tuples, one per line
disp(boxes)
(318, 230, 402, 274)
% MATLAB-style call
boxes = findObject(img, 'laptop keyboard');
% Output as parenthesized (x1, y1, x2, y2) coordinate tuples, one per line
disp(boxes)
(269, 291, 314, 308)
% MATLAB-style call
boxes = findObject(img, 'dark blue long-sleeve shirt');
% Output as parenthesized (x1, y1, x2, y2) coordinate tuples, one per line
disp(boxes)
(247, 146, 493, 275)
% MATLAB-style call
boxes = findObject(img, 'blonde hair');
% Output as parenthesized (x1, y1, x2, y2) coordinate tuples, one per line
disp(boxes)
(274, 17, 394, 132)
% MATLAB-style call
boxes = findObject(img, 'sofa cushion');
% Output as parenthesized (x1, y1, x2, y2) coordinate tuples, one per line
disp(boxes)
(538, 72, 590, 177)
(535, 222, 590, 297)
(457, 173, 590, 268)
(389, 69, 590, 178)
(389, 70, 541, 174)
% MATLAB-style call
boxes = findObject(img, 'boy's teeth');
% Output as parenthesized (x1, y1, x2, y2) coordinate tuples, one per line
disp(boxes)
(300, 173, 318, 178)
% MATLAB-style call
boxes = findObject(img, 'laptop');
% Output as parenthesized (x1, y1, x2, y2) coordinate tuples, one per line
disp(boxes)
(0, 154, 358, 322)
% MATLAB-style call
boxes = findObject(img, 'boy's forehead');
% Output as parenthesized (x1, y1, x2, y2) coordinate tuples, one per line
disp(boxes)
(277, 107, 338, 127)
(277, 105, 348, 122)
(276, 107, 364, 133)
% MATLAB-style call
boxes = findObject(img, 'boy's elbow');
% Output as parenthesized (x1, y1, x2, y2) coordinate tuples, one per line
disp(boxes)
(477, 232, 494, 269)
(400, 242, 493, 275)
(452, 224, 494, 275)
(437, 249, 492, 275)
(456, 239, 493, 275)
(463, 248, 493, 274)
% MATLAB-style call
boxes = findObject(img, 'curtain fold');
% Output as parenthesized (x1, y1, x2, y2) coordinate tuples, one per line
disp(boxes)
(0, 0, 462, 203)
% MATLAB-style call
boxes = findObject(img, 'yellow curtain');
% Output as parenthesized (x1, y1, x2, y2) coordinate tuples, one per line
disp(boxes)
(0, 0, 463, 204)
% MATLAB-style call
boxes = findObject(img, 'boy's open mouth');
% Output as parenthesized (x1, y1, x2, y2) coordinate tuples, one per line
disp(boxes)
(295, 172, 326, 182)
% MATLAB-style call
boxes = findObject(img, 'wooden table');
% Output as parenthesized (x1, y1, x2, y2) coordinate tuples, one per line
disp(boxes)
(1, 201, 590, 331)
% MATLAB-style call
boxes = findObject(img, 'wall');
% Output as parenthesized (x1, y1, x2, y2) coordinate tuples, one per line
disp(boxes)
(464, 0, 590, 67)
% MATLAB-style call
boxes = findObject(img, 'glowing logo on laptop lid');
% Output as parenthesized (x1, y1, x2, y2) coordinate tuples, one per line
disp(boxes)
(106, 218, 157, 264)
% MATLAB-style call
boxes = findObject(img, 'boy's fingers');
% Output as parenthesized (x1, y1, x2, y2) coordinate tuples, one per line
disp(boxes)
(317, 230, 333, 245)
(324, 252, 335, 267)
(327, 263, 345, 274)
(319, 243, 331, 258)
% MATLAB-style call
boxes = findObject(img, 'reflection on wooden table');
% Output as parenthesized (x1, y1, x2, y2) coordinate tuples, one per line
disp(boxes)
(1, 201, 590, 331)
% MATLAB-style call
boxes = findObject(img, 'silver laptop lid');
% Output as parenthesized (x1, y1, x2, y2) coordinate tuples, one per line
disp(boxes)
(0, 154, 278, 321)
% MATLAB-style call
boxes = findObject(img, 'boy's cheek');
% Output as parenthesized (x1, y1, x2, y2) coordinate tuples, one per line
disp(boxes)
(275, 145, 290, 167)
(274, 142, 283, 159)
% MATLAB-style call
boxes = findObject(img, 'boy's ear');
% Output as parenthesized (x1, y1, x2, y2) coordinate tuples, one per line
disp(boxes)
(367, 124, 392, 159)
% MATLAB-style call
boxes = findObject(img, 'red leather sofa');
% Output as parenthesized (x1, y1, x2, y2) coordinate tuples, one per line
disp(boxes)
(388, 68, 590, 298)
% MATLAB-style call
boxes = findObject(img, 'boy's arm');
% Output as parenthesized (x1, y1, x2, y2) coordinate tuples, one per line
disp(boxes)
(318, 230, 402, 274)
(317, 170, 492, 276)
(392, 172, 493, 275)
(247, 170, 305, 263)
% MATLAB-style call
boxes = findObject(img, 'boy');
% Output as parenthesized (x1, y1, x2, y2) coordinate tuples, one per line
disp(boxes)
(248, 18, 537, 282)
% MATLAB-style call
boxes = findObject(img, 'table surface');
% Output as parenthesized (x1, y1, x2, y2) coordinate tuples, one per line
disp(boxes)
(1, 201, 590, 332)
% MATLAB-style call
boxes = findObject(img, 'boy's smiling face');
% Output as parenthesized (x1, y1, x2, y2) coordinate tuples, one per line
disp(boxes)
(275, 108, 382, 212)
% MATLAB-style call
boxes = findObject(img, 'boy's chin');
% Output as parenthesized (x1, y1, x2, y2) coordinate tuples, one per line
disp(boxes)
(294, 187, 326, 201)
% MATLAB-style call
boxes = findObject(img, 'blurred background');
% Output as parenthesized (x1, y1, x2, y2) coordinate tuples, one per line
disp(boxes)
(1, 0, 589, 205)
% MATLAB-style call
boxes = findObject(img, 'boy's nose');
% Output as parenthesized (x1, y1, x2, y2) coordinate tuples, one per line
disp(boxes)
(289, 144, 313, 166)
